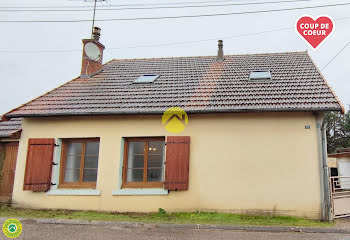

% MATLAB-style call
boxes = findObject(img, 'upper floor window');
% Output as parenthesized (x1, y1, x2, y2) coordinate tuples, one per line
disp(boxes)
(134, 74, 160, 83)
(59, 138, 100, 189)
(249, 70, 272, 81)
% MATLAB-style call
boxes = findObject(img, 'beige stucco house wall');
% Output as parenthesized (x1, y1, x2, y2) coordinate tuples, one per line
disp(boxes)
(12, 112, 322, 219)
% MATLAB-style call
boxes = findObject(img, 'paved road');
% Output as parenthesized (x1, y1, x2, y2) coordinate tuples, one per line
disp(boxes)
(3, 222, 350, 240)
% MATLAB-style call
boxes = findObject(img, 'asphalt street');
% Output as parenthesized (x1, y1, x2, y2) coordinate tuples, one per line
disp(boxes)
(2, 221, 350, 240)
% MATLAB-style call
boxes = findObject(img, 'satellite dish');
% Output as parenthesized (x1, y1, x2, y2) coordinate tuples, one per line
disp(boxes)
(84, 42, 101, 61)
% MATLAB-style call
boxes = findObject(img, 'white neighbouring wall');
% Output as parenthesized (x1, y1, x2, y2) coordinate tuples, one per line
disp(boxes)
(337, 157, 350, 190)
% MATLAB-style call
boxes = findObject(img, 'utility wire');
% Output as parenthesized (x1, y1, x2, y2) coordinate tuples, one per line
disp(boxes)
(0, 27, 292, 53)
(0, 0, 320, 12)
(321, 41, 350, 71)
(0, 49, 81, 53)
(0, 0, 317, 9)
(1, 16, 349, 53)
(111, 27, 293, 50)
(1, 2, 350, 23)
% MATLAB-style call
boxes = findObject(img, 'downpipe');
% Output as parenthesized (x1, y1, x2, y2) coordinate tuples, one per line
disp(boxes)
(316, 112, 332, 221)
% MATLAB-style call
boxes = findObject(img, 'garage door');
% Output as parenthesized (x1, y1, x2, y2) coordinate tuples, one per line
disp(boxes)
(0, 142, 18, 202)
(337, 158, 350, 190)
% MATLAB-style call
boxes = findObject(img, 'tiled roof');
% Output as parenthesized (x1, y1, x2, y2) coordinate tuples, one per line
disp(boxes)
(328, 148, 350, 157)
(0, 118, 22, 138)
(5, 51, 342, 117)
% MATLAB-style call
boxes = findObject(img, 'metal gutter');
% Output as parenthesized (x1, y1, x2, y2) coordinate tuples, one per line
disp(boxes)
(4, 107, 343, 118)
(321, 119, 332, 221)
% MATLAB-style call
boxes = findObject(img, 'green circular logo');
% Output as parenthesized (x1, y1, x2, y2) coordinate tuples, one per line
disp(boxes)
(3, 218, 22, 238)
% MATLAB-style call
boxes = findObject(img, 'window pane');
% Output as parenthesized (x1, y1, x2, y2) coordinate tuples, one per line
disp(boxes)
(127, 169, 143, 182)
(65, 156, 81, 169)
(83, 169, 97, 182)
(134, 74, 159, 83)
(148, 141, 164, 155)
(126, 141, 145, 183)
(148, 154, 164, 168)
(67, 143, 82, 156)
(84, 156, 98, 169)
(128, 141, 144, 155)
(128, 155, 144, 168)
(249, 71, 272, 80)
(147, 168, 163, 182)
(85, 142, 99, 155)
(147, 141, 164, 182)
(64, 169, 80, 182)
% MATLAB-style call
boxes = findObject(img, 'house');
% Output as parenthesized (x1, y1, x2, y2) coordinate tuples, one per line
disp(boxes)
(2, 27, 344, 220)
(329, 148, 350, 178)
(328, 149, 350, 218)
(328, 148, 350, 190)
(0, 118, 22, 202)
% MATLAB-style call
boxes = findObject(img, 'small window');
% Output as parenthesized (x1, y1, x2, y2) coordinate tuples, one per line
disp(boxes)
(59, 138, 100, 189)
(134, 74, 159, 83)
(249, 71, 272, 81)
(122, 137, 165, 188)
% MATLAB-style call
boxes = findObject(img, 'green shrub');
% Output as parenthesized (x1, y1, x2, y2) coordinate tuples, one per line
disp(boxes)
(158, 208, 166, 215)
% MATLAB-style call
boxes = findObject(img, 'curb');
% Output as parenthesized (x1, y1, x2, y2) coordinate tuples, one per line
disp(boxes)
(1, 217, 349, 234)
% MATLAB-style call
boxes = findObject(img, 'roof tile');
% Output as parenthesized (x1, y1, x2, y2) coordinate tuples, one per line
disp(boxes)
(0, 118, 22, 138)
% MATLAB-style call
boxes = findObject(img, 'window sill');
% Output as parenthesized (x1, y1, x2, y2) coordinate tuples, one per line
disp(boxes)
(46, 189, 101, 196)
(121, 182, 164, 189)
(58, 183, 96, 189)
(112, 188, 168, 196)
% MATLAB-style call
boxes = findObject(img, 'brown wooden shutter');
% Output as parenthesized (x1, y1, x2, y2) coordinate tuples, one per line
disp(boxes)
(23, 138, 55, 191)
(164, 136, 190, 191)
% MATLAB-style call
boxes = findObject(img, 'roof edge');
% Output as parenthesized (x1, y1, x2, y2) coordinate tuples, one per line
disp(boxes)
(5, 107, 342, 118)
(328, 152, 350, 158)
(107, 51, 308, 62)
(1, 75, 80, 120)
(2, 58, 117, 120)
(305, 51, 345, 114)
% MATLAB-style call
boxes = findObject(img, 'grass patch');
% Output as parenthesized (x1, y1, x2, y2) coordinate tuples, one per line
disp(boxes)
(0, 205, 333, 227)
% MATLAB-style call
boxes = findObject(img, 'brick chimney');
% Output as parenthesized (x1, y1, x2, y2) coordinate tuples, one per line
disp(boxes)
(80, 27, 105, 78)
(218, 40, 224, 61)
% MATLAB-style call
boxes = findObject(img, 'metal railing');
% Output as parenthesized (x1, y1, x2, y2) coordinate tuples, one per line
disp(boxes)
(329, 176, 350, 218)
(330, 176, 350, 197)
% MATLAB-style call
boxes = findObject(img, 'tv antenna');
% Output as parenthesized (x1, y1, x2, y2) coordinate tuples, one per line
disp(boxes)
(91, 0, 97, 38)
(91, 0, 108, 38)
(68, 0, 108, 38)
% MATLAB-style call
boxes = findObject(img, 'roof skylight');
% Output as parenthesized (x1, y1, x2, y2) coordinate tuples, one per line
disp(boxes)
(249, 71, 272, 81)
(134, 74, 160, 83)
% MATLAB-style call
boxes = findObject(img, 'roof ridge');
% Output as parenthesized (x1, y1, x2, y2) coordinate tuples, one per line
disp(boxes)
(106, 51, 307, 62)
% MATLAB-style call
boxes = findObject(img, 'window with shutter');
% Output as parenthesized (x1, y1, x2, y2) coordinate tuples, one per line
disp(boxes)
(122, 137, 165, 188)
(164, 136, 190, 191)
(23, 138, 55, 191)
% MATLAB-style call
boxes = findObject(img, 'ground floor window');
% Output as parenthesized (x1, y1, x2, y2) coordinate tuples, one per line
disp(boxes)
(59, 138, 100, 189)
(122, 137, 165, 188)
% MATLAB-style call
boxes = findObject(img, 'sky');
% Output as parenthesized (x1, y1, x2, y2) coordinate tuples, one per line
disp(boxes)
(0, 0, 349, 115)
